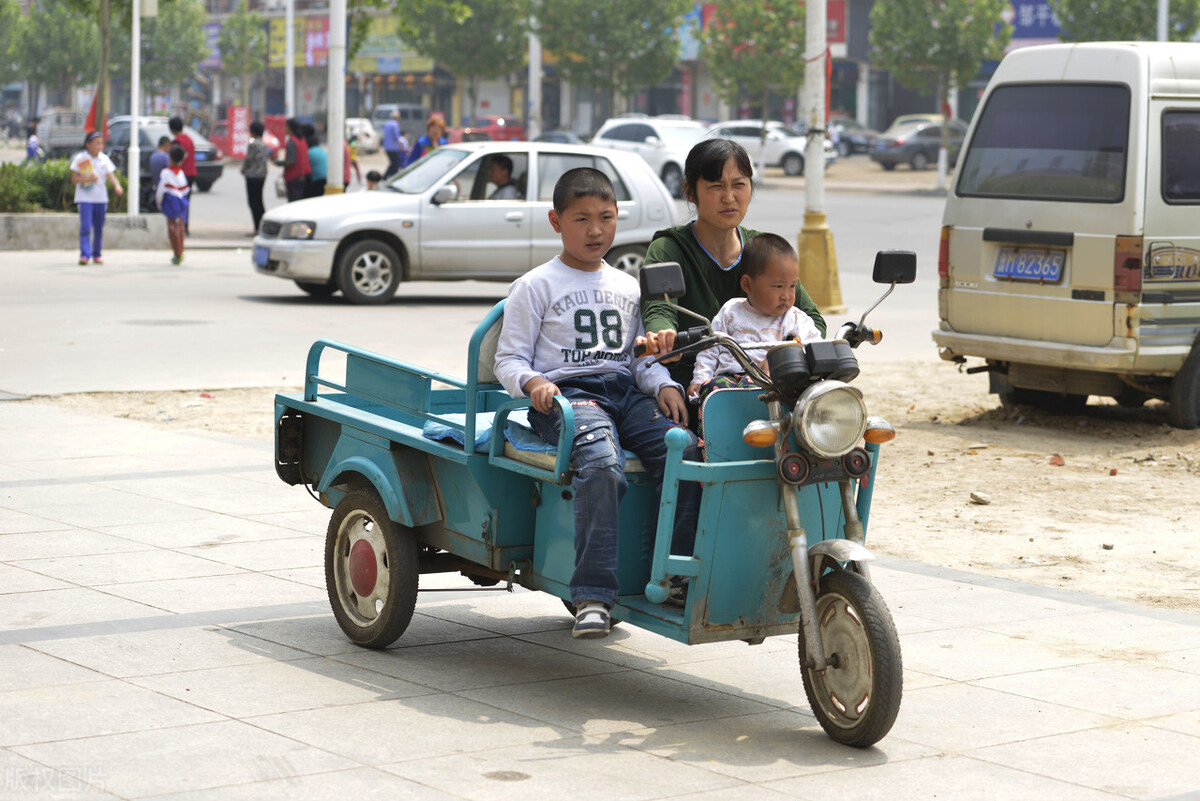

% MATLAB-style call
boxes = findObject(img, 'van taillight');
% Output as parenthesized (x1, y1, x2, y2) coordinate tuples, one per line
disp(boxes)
(938, 226, 950, 279)
(1113, 236, 1143, 292)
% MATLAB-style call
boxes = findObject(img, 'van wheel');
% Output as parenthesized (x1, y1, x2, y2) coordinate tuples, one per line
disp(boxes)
(782, 152, 805, 176)
(909, 152, 929, 171)
(661, 164, 684, 198)
(1168, 346, 1200, 429)
(1000, 388, 1087, 414)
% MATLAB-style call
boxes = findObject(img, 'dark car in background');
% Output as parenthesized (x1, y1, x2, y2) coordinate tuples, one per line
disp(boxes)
(827, 117, 880, 156)
(868, 119, 967, 171)
(107, 116, 225, 192)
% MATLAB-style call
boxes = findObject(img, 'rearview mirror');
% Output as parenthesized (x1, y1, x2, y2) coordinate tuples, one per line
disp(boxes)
(640, 262, 686, 299)
(872, 251, 917, 284)
(432, 185, 458, 205)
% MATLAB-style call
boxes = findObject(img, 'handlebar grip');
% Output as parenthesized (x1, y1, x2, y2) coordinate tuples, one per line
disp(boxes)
(634, 340, 648, 358)
(634, 326, 708, 359)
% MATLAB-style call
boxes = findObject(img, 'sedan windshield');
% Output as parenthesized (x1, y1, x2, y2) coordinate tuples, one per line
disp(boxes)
(386, 149, 471, 193)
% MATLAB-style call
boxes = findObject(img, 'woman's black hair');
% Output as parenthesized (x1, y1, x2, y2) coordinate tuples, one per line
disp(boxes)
(683, 138, 753, 203)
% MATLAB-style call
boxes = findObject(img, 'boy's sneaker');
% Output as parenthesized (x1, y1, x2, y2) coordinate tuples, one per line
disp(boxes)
(665, 576, 689, 608)
(572, 601, 610, 639)
(92, 257, 103, 265)
(171, 255, 183, 266)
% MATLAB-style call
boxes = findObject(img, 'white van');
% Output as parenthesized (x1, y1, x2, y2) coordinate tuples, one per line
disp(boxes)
(934, 42, 1200, 428)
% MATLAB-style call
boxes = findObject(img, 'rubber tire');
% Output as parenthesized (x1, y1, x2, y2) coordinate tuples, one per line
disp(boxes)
(799, 568, 903, 748)
(880, 162, 897, 171)
(909, 151, 929, 171)
(1000, 387, 1087, 414)
(782, 152, 805, 176)
(294, 280, 337, 298)
(336, 239, 402, 305)
(195, 180, 213, 192)
(661, 163, 684, 198)
(326, 490, 418, 648)
(1168, 344, 1200, 429)
(606, 245, 646, 277)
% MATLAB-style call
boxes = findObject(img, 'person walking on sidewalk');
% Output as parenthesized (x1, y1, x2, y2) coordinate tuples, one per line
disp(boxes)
(168, 117, 196, 235)
(155, 144, 190, 265)
(70, 131, 124, 266)
(242, 121, 270, 233)
(381, 111, 406, 179)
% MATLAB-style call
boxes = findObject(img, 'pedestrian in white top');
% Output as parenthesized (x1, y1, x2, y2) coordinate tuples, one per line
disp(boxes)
(689, 233, 823, 404)
(70, 131, 124, 265)
(494, 167, 702, 639)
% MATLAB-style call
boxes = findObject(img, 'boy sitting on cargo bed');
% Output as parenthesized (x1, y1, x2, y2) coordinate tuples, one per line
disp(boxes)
(494, 167, 702, 639)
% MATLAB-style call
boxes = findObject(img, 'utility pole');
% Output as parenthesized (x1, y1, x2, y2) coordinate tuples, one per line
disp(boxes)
(797, 0, 845, 314)
(285, 0, 295, 116)
(527, 21, 543, 141)
(327, 0, 345, 192)
(1158, 0, 1169, 40)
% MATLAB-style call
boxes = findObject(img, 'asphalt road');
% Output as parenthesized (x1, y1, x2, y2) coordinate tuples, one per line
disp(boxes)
(1, 147, 945, 396)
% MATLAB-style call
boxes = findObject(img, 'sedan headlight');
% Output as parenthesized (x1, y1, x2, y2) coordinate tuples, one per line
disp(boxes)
(793, 381, 867, 458)
(280, 221, 317, 240)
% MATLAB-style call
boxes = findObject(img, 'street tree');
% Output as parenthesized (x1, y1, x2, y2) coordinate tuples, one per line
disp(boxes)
(0, 0, 20, 96)
(537, 0, 692, 111)
(217, 0, 267, 106)
(1050, 0, 1200, 41)
(108, 0, 208, 109)
(702, 0, 807, 176)
(405, 0, 529, 122)
(16, 0, 100, 113)
(870, 0, 1011, 187)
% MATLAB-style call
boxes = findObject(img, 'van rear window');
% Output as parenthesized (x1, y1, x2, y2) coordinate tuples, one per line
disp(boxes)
(1163, 111, 1200, 203)
(956, 84, 1130, 202)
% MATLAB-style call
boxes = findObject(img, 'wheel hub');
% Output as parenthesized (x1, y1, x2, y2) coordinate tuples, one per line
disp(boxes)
(349, 539, 378, 597)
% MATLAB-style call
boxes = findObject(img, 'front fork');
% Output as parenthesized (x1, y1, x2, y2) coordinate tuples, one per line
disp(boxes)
(773, 402, 880, 672)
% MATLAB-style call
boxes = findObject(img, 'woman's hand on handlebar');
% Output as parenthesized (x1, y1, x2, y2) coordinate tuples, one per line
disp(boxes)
(524, 377, 561, 414)
(636, 330, 681, 363)
(657, 386, 689, 426)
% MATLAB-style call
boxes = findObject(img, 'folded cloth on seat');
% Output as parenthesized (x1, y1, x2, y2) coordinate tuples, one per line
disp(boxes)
(421, 410, 553, 455)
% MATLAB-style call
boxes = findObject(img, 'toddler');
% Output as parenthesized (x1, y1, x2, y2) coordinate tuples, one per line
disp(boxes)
(688, 233, 822, 404)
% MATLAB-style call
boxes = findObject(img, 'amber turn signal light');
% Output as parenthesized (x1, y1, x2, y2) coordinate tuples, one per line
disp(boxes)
(863, 416, 895, 445)
(742, 420, 780, 447)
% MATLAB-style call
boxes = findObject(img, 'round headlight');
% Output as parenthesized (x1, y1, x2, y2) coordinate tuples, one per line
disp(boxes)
(793, 381, 867, 457)
(281, 220, 317, 240)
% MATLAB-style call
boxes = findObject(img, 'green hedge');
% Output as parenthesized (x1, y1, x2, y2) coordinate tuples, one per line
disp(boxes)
(0, 159, 129, 213)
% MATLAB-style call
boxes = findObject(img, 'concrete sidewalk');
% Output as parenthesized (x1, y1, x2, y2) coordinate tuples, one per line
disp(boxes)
(2, 399, 1199, 800)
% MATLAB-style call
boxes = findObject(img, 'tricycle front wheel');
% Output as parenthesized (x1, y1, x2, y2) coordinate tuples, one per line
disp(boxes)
(326, 490, 418, 648)
(799, 567, 902, 747)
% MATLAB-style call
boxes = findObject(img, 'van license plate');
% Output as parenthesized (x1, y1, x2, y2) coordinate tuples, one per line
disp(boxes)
(994, 248, 1064, 282)
(254, 246, 269, 267)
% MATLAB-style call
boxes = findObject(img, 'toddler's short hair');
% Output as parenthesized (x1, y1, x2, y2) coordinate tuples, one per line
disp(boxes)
(169, 144, 185, 165)
(552, 167, 615, 214)
(742, 233, 796, 278)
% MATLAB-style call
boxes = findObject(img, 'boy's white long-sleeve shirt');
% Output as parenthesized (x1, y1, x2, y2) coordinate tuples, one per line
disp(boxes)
(691, 298, 824, 385)
(495, 256, 680, 400)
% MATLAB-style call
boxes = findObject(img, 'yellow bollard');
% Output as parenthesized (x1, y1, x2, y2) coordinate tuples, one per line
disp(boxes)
(797, 210, 847, 315)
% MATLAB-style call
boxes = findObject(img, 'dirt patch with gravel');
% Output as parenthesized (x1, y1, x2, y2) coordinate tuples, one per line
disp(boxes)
(32, 361, 1200, 613)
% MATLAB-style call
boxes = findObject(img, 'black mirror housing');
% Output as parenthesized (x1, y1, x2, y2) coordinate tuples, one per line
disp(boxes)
(872, 251, 917, 284)
(639, 262, 687, 299)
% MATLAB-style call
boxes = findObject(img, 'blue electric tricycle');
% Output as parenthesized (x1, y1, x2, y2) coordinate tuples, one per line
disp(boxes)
(273, 252, 916, 747)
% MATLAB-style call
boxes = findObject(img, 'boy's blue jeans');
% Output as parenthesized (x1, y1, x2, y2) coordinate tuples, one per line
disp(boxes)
(529, 372, 702, 607)
(78, 202, 107, 260)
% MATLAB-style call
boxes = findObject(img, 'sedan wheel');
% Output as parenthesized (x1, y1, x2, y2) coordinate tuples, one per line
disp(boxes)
(606, 245, 646, 277)
(909, 152, 929, 171)
(661, 164, 684, 198)
(336, 239, 401, 305)
(782, 152, 805, 176)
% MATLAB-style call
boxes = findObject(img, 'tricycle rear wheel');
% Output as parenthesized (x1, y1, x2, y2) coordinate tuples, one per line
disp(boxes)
(326, 490, 418, 648)
(799, 568, 902, 747)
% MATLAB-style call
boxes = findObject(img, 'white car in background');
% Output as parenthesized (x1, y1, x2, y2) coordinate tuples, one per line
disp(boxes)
(705, 120, 837, 176)
(346, 118, 379, 153)
(589, 115, 706, 198)
(253, 141, 681, 304)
